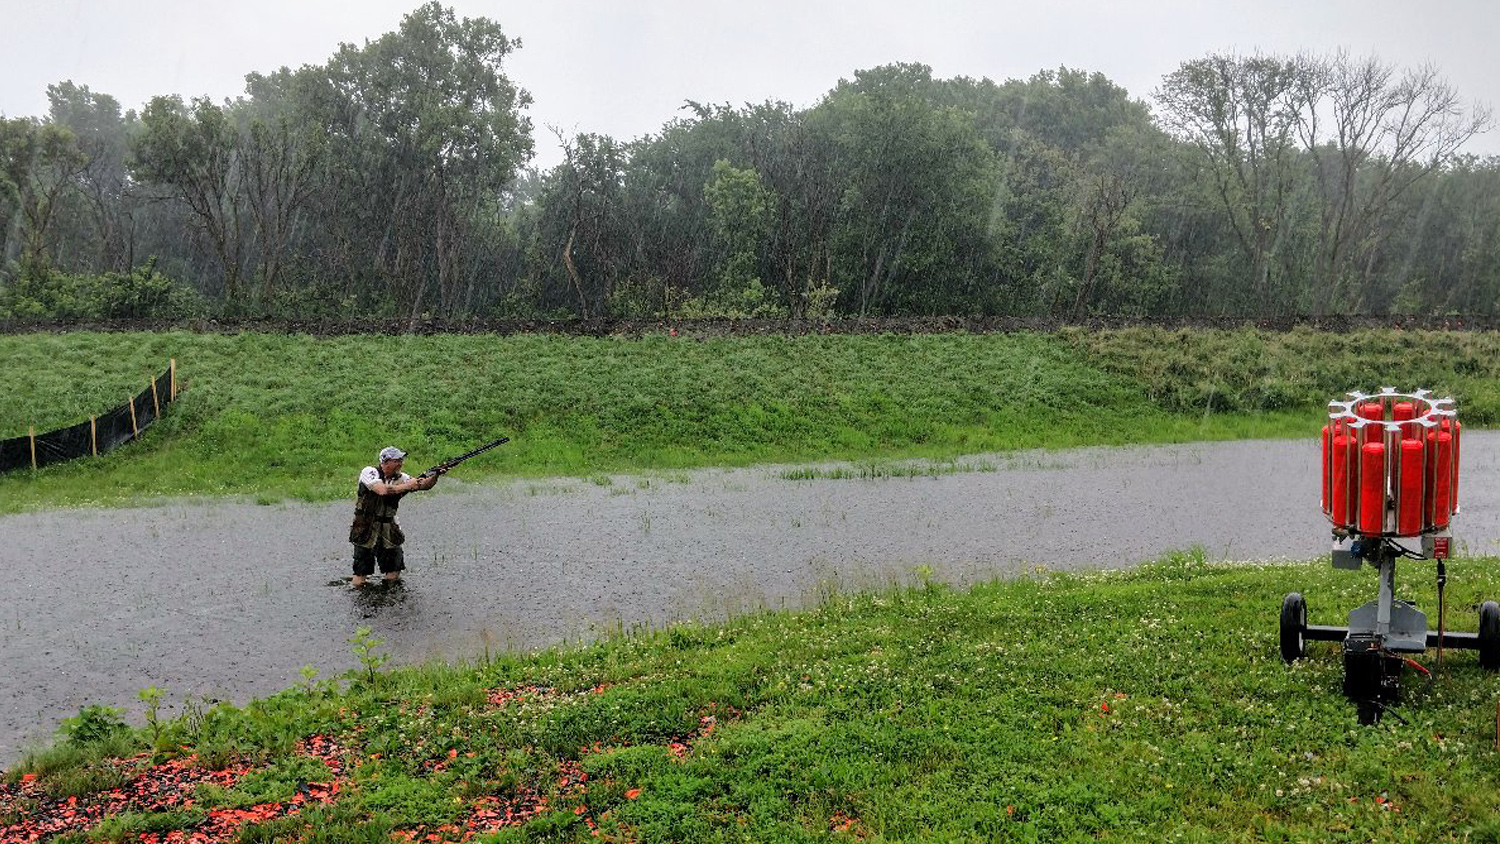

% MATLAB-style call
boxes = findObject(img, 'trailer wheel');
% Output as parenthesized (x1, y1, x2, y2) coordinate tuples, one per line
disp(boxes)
(1479, 600, 1500, 671)
(1280, 592, 1308, 663)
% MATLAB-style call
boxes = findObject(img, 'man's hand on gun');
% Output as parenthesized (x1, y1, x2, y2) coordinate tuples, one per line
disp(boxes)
(416, 464, 451, 482)
(411, 466, 445, 491)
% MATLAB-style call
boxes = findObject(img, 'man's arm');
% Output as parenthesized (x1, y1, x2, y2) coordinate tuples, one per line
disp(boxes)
(367, 477, 420, 495)
(362, 467, 420, 496)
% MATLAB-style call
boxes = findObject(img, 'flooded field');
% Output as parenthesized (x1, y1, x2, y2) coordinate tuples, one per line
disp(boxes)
(4, 434, 1498, 764)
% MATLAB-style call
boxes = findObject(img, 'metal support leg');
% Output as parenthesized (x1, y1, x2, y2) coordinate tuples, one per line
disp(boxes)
(1376, 552, 1396, 638)
(1341, 544, 1414, 724)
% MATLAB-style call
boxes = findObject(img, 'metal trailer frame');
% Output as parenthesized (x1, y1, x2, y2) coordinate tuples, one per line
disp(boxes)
(1282, 530, 1500, 724)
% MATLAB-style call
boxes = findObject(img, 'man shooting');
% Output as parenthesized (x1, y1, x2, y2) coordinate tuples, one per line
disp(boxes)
(348, 445, 440, 587)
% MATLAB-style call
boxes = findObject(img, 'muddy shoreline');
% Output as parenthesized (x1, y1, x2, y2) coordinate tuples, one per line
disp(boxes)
(3, 314, 1497, 338)
(4, 435, 1497, 764)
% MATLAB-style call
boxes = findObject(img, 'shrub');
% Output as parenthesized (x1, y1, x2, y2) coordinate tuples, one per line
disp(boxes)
(56, 704, 129, 746)
(0, 259, 203, 320)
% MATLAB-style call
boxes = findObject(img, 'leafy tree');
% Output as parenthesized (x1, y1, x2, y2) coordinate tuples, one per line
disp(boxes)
(131, 95, 249, 299)
(532, 131, 628, 317)
(1066, 126, 1179, 316)
(1387, 156, 1500, 314)
(989, 135, 1076, 314)
(240, 69, 325, 302)
(1295, 51, 1493, 311)
(734, 102, 842, 316)
(1155, 52, 1313, 312)
(0, 119, 32, 271)
(45, 82, 139, 273)
(615, 102, 750, 311)
(0, 117, 86, 271)
(813, 63, 998, 314)
(310, 1, 533, 319)
(945, 66, 1154, 155)
(703, 159, 776, 313)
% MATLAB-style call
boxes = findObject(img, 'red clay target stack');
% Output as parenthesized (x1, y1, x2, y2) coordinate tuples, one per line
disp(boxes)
(1321, 389, 1460, 538)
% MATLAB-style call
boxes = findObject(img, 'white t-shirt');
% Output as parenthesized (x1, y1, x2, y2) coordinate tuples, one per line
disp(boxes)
(360, 466, 412, 489)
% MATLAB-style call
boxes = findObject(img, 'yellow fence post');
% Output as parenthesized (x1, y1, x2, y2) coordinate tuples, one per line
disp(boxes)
(91, 416, 98, 456)
(170, 359, 178, 401)
(150, 377, 159, 418)
(129, 394, 138, 437)
(29, 426, 37, 470)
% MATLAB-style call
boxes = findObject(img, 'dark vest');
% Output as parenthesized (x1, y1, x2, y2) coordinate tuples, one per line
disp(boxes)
(349, 469, 405, 545)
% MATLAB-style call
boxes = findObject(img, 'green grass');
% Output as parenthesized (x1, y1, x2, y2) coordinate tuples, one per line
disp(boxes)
(11, 553, 1500, 842)
(12, 327, 1497, 511)
(1056, 325, 1500, 420)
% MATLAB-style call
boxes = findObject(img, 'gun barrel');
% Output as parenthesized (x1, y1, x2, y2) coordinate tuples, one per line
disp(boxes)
(455, 436, 509, 463)
(424, 435, 510, 477)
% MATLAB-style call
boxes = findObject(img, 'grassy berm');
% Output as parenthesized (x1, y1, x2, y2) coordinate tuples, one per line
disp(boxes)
(5, 327, 1500, 510)
(5, 554, 1500, 842)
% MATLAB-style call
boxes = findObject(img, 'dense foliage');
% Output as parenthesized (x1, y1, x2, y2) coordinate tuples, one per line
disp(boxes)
(0, 4, 1495, 320)
(0, 259, 201, 319)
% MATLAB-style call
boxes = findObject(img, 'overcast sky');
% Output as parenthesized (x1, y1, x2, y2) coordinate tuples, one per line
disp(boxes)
(2, 0, 1497, 170)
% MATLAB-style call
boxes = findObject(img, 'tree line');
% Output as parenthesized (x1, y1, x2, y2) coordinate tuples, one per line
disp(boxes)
(1, 2, 1495, 321)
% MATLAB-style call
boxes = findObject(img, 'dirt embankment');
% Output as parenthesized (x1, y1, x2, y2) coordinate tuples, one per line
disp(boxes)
(2, 314, 1496, 338)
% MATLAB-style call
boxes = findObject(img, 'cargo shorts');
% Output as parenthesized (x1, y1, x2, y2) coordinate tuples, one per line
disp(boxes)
(352, 544, 405, 576)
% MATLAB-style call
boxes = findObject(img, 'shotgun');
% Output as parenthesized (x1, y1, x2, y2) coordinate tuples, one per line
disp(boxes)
(417, 436, 510, 479)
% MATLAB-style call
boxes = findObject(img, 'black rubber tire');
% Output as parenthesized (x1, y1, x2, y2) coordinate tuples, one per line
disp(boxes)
(1280, 593, 1308, 663)
(1479, 600, 1500, 671)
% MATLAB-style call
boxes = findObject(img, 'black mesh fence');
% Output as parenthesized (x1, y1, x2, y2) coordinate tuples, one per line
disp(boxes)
(0, 435, 30, 473)
(0, 362, 178, 474)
